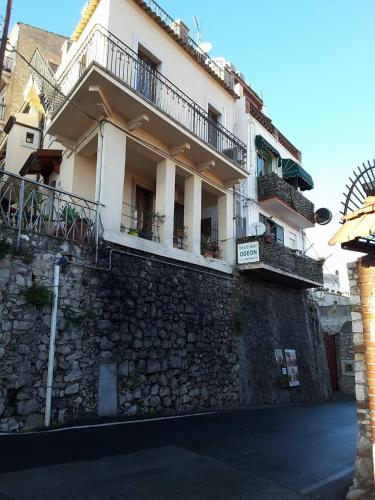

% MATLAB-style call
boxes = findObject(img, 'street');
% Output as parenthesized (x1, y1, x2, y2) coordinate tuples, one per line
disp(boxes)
(0, 399, 356, 500)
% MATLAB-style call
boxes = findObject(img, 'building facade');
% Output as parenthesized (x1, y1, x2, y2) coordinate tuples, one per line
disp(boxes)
(0, 0, 329, 432)
(0, 23, 66, 144)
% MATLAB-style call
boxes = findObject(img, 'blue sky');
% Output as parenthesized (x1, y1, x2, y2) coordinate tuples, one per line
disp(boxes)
(8, 0, 375, 287)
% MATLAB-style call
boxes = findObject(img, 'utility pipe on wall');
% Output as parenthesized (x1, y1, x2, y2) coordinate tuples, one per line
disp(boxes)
(45, 257, 67, 427)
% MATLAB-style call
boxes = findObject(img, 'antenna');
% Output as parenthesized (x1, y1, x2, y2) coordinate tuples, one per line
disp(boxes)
(193, 15, 202, 44)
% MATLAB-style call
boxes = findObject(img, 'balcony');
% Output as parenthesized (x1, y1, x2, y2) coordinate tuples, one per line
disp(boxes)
(237, 236, 323, 289)
(257, 173, 315, 229)
(42, 26, 247, 183)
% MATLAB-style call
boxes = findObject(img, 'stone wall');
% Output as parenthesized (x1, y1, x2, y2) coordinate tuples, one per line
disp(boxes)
(0, 227, 239, 432)
(347, 261, 374, 496)
(237, 277, 331, 405)
(0, 227, 330, 432)
(316, 292, 355, 395)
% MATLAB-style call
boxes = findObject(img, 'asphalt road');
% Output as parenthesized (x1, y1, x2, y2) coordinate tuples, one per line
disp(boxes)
(0, 399, 357, 500)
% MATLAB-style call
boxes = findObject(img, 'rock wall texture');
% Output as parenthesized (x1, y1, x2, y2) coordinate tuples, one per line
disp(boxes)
(0, 227, 330, 432)
(347, 261, 374, 498)
(317, 293, 355, 395)
(237, 277, 331, 405)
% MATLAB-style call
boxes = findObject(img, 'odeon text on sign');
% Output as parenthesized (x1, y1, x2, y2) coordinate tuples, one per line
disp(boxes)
(237, 241, 260, 264)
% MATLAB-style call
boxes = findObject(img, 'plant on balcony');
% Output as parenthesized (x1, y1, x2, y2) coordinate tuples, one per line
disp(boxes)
(317, 257, 326, 266)
(152, 212, 166, 224)
(59, 205, 91, 242)
(201, 235, 221, 259)
(128, 229, 139, 237)
(263, 233, 275, 244)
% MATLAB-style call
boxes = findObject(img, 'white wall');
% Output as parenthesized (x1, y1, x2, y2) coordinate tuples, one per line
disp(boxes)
(56, 0, 236, 132)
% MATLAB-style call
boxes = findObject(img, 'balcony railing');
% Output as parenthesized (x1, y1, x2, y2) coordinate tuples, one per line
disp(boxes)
(237, 236, 323, 287)
(0, 169, 102, 250)
(257, 173, 315, 223)
(121, 202, 161, 242)
(50, 25, 246, 169)
(136, 0, 232, 86)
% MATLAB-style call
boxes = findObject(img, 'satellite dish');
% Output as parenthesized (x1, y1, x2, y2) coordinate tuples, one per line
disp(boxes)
(199, 41, 212, 54)
(315, 289, 325, 300)
(249, 222, 266, 236)
(314, 208, 332, 226)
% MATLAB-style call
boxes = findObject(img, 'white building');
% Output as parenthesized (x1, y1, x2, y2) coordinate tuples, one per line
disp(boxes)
(1, 0, 321, 288)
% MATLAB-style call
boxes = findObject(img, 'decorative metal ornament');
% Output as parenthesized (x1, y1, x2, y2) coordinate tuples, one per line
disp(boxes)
(341, 159, 375, 217)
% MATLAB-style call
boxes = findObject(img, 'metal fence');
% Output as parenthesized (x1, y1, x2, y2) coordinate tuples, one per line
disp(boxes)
(121, 202, 161, 242)
(0, 170, 102, 250)
(49, 25, 246, 169)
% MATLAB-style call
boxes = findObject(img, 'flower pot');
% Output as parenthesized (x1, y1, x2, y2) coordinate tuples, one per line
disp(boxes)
(264, 234, 275, 244)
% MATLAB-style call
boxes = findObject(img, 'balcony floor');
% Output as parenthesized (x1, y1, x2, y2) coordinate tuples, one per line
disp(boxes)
(238, 262, 322, 289)
(48, 65, 247, 184)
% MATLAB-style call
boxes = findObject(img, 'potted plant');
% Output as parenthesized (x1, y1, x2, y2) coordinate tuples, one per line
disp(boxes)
(317, 257, 326, 266)
(59, 205, 82, 241)
(201, 236, 221, 258)
(128, 229, 139, 237)
(264, 232, 275, 244)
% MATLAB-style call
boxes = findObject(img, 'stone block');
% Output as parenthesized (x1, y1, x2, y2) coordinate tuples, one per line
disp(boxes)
(17, 399, 38, 416)
(65, 384, 79, 395)
(24, 414, 44, 431)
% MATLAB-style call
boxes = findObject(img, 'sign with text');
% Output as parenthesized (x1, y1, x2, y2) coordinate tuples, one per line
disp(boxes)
(237, 241, 260, 264)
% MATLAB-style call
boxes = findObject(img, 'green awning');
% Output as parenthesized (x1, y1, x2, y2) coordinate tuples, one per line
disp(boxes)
(255, 135, 280, 159)
(282, 158, 314, 191)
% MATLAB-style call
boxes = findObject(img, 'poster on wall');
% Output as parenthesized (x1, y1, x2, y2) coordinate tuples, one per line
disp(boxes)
(274, 349, 289, 388)
(285, 349, 300, 388)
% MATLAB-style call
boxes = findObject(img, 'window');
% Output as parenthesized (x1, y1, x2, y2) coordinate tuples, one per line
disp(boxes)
(25, 132, 35, 144)
(341, 360, 355, 376)
(288, 233, 297, 250)
(208, 106, 220, 148)
(259, 214, 284, 245)
(137, 49, 158, 103)
(0, 91, 5, 121)
(257, 151, 273, 177)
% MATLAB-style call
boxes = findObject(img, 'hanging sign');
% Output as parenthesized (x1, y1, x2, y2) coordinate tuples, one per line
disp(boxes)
(237, 241, 260, 264)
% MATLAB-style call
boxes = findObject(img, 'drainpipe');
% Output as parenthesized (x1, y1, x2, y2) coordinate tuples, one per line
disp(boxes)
(44, 256, 68, 428)
(358, 255, 375, 465)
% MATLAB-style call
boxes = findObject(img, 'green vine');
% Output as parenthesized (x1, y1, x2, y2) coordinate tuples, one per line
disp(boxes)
(24, 284, 51, 307)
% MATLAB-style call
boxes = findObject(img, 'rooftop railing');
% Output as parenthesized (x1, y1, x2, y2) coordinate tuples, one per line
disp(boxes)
(137, 0, 231, 84)
(48, 25, 246, 169)
(0, 169, 102, 251)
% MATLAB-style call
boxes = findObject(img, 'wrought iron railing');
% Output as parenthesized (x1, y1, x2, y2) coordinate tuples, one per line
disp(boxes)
(201, 220, 221, 259)
(0, 169, 102, 250)
(49, 25, 246, 169)
(121, 202, 161, 242)
(30, 49, 65, 113)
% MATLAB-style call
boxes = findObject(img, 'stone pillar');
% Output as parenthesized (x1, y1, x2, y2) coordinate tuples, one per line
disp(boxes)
(155, 158, 175, 248)
(184, 174, 201, 255)
(96, 122, 127, 233)
(218, 191, 234, 263)
(347, 257, 375, 498)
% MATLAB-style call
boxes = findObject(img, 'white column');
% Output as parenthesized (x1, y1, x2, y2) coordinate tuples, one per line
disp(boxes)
(184, 174, 202, 255)
(96, 122, 127, 233)
(218, 191, 235, 263)
(155, 158, 175, 248)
